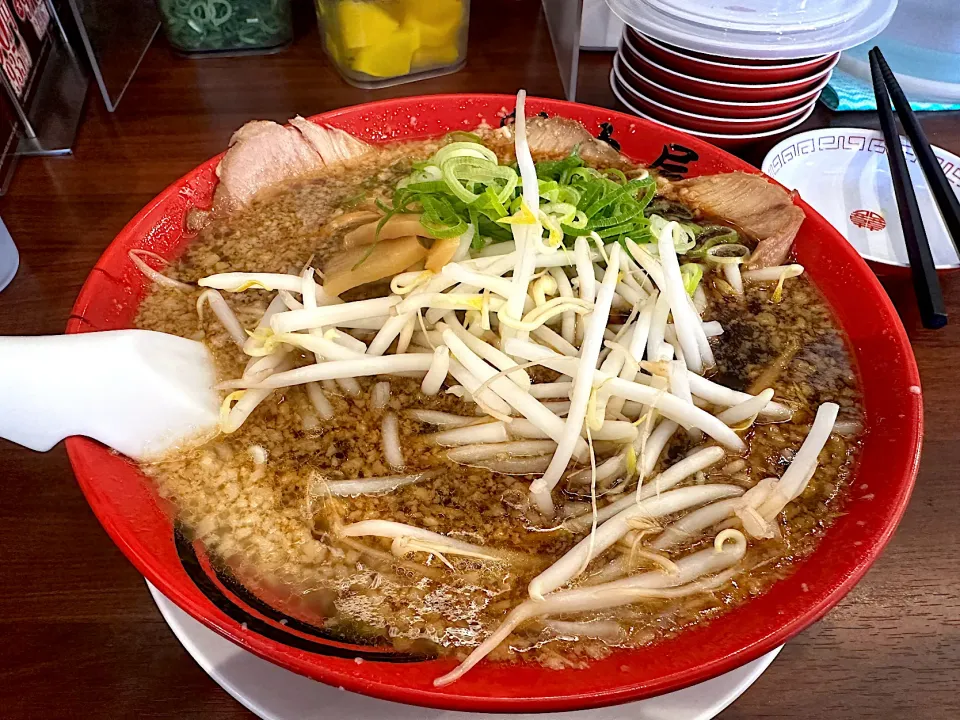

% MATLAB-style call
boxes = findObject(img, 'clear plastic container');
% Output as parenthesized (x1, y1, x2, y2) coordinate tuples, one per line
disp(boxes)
(316, 0, 469, 88)
(605, 0, 897, 60)
(839, 0, 960, 103)
(0, 218, 19, 293)
(157, 0, 294, 56)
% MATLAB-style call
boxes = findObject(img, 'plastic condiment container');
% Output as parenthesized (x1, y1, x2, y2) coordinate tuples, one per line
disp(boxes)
(316, 0, 469, 88)
(0, 218, 19, 293)
(156, 0, 294, 56)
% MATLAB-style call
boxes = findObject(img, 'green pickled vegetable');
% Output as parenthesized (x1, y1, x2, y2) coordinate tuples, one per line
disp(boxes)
(158, 0, 292, 53)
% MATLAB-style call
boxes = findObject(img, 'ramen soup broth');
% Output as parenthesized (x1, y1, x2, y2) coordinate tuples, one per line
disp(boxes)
(135, 122, 862, 673)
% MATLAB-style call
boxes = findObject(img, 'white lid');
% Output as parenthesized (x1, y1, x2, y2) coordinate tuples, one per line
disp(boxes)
(606, 0, 898, 60)
(762, 128, 960, 270)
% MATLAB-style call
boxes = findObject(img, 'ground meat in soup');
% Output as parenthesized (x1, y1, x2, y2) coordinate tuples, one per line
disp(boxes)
(135, 129, 862, 669)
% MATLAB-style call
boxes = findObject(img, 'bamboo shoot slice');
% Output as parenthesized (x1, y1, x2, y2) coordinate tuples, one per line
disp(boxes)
(343, 214, 436, 248)
(425, 237, 461, 272)
(323, 236, 428, 296)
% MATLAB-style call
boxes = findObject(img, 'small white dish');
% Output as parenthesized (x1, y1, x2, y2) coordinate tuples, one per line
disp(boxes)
(147, 581, 783, 720)
(762, 128, 960, 270)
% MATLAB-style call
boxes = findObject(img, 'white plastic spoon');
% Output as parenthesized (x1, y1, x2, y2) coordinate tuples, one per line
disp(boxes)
(0, 330, 219, 460)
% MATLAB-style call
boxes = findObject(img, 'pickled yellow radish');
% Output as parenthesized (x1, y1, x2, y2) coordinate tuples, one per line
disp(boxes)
(352, 28, 418, 77)
(327, 0, 465, 80)
(337, 1, 399, 49)
(404, 0, 462, 28)
(413, 44, 460, 68)
(404, 15, 458, 48)
(324, 31, 342, 63)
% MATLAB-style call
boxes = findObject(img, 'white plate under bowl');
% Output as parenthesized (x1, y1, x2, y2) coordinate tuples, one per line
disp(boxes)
(762, 128, 960, 270)
(147, 581, 782, 720)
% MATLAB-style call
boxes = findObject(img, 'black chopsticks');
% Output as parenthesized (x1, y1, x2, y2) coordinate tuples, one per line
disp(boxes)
(869, 47, 949, 330)
(872, 50, 960, 260)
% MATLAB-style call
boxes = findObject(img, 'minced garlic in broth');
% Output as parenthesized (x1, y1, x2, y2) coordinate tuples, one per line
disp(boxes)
(135, 132, 862, 668)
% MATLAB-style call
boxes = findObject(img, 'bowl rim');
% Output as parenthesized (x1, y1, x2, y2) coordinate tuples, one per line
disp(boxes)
(622, 33, 840, 91)
(64, 93, 922, 713)
(612, 73, 818, 139)
(629, 30, 839, 72)
(612, 57, 816, 124)
(615, 50, 834, 108)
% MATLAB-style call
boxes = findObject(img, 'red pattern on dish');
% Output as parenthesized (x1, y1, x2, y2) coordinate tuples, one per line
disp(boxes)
(65, 95, 921, 713)
(850, 210, 887, 231)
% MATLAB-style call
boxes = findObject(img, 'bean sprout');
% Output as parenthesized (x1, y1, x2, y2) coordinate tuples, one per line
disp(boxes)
(319, 469, 440, 497)
(305, 382, 335, 421)
(371, 381, 391, 409)
(381, 411, 404, 470)
(130, 249, 193, 291)
(196, 289, 246, 347)
(530, 484, 742, 599)
(435, 534, 745, 686)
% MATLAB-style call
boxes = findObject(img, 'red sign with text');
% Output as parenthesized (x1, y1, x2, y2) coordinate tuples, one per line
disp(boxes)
(0, 0, 31, 96)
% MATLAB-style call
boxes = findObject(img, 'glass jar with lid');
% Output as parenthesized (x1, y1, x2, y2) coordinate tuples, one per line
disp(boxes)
(316, 0, 469, 88)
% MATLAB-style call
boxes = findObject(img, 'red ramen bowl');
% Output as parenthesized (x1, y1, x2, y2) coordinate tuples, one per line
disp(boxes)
(65, 95, 921, 713)
(626, 30, 839, 84)
(621, 33, 837, 101)
(615, 51, 831, 119)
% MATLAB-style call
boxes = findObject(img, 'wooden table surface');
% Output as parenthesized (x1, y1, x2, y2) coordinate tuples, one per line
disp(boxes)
(1, 2, 958, 717)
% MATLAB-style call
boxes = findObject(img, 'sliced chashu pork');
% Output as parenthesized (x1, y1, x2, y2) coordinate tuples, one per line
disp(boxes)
(202, 117, 372, 220)
(289, 116, 371, 166)
(523, 116, 624, 165)
(659, 172, 804, 269)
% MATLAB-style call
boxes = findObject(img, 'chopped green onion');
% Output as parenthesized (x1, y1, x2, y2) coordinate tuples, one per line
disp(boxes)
(686, 226, 740, 258)
(537, 179, 559, 202)
(158, 0, 290, 52)
(680, 263, 704, 296)
(644, 198, 695, 221)
(432, 141, 499, 166)
(380, 145, 661, 256)
(649, 214, 695, 253)
(602, 168, 628, 183)
(445, 131, 484, 144)
(420, 195, 467, 238)
(475, 186, 508, 219)
(705, 243, 750, 265)
(535, 151, 585, 181)
(540, 202, 578, 225)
